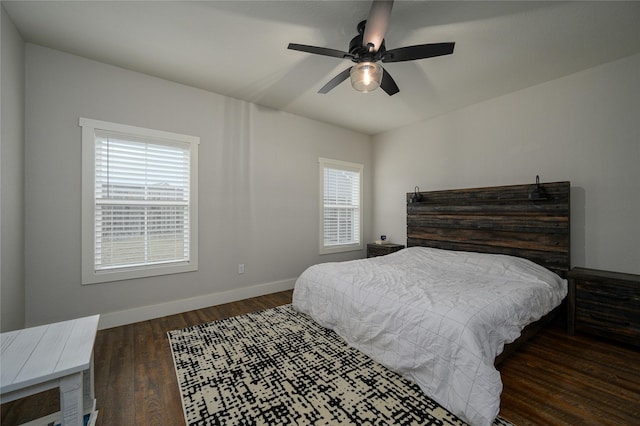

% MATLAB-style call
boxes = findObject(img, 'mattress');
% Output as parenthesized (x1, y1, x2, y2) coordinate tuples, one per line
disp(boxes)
(292, 246, 567, 426)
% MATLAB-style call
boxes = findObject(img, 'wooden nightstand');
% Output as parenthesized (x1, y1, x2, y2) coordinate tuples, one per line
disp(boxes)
(567, 267, 640, 347)
(367, 243, 404, 258)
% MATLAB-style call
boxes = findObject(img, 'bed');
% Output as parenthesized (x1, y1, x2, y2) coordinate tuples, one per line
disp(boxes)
(292, 181, 570, 426)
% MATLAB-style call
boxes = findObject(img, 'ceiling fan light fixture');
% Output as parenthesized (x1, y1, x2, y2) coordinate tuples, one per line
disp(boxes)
(350, 62, 382, 92)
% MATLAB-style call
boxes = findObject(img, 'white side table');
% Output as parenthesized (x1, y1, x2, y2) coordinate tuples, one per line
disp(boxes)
(1, 315, 100, 426)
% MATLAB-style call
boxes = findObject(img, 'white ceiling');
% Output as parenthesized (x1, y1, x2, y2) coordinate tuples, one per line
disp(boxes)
(4, 1, 640, 135)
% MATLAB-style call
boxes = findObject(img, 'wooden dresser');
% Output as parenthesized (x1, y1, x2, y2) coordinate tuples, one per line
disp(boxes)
(366, 243, 404, 258)
(567, 267, 640, 347)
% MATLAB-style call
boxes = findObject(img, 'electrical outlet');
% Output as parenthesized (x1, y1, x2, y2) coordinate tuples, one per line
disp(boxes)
(238, 264, 245, 274)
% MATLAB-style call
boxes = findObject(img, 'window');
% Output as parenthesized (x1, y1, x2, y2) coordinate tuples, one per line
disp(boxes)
(80, 118, 199, 284)
(319, 158, 363, 254)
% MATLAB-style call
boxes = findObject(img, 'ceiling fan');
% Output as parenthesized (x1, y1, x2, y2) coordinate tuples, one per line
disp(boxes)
(287, 0, 455, 96)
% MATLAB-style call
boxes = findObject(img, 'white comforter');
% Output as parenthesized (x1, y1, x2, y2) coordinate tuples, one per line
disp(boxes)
(292, 246, 567, 426)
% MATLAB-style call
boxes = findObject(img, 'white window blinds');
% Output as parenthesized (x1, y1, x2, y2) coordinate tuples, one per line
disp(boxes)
(80, 118, 199, 284)
(319, 158, 363, 254)
(94, 131, 191, 271)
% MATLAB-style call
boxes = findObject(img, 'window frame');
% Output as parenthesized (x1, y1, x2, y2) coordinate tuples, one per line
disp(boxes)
(80, 117, 199, 285)
(318, 157, 364, 255)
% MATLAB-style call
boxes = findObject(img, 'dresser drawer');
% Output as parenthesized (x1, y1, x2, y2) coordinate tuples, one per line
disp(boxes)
(366, 243, 404, 258)
(568, 268, 640, 347)
(575, 306, 640, 346)
(575, 279, 640, 305)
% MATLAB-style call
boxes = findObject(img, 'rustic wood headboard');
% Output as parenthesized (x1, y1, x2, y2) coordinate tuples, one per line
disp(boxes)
(406, 181, 570, 277)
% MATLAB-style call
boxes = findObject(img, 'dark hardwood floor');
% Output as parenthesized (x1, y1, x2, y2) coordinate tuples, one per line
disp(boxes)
(2, 290, 639, 425)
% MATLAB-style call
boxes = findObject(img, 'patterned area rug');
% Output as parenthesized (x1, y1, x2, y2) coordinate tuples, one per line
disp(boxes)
(168, 305, 513, 425)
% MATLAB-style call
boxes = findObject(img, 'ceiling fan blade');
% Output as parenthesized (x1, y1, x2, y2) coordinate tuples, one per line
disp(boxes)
(288, 43, 353, 60)
(380, 68, 399, 96)
(382, 42, 455, 63)
(363, 0, 394, 53)
(318, 67, 353, 94)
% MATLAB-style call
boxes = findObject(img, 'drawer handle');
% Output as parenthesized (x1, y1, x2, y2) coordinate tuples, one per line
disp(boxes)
(588, 313, 630, 327)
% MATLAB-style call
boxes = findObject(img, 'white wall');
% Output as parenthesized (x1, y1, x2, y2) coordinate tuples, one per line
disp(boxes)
(17, 41, 640, 329)
(1, 6, 26, 332)
(24, 44, 372, 328)
(373, 53, 640, 275)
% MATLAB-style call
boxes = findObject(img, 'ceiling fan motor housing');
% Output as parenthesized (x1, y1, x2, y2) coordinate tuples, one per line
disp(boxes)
(349, 33, 364, 56)
(349, 21, 385, 62)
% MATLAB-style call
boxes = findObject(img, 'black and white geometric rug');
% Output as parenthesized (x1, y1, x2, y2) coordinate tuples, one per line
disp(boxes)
(167, 305, 513, 425)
